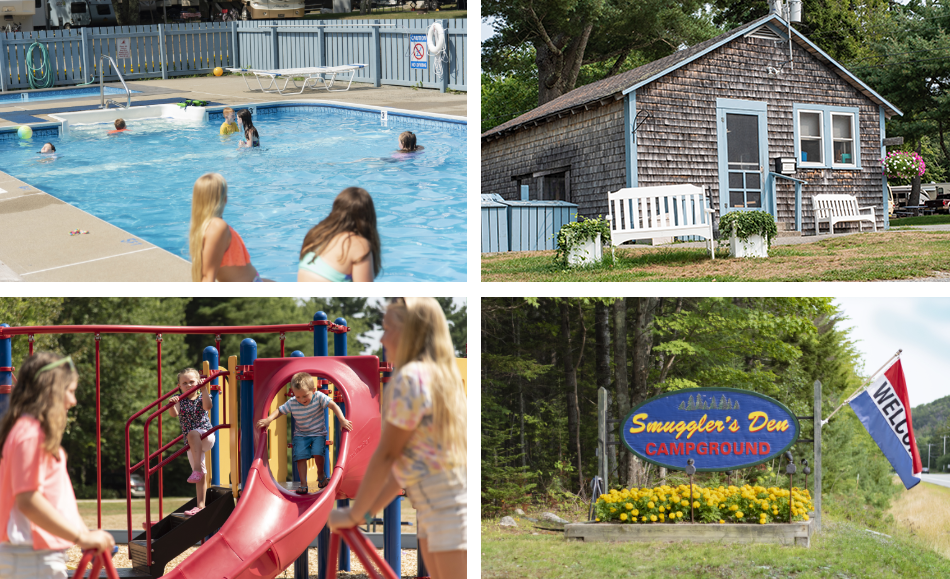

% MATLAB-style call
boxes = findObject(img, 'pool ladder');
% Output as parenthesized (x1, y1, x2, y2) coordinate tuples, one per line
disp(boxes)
(99, 55, 131, 110)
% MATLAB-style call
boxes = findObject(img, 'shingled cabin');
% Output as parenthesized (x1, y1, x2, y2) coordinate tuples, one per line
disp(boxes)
(481, 13, 903, 240)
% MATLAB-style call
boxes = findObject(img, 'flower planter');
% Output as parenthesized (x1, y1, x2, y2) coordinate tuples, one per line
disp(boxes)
(564, 519, 812, 547)
(567, 233, 603, 267)
(730, 233, 768, 258)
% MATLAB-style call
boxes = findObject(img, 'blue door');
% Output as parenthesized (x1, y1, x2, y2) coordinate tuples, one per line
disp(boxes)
(716, 99, 769, 216)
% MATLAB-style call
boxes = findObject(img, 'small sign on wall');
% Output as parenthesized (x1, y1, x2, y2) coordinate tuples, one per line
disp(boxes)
(116, 38, 131, 60)
(410, 34, 428, 70)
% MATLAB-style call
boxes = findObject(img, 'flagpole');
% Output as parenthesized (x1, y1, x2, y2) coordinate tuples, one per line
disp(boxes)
(821, 348, 902, 426)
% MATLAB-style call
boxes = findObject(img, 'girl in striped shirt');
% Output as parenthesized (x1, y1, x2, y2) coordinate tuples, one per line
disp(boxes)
(258, 372, 351, 493)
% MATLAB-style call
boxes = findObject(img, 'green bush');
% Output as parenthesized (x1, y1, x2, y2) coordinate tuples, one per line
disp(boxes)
(554, 216, 611, 267)
(718, 210, 778, 249)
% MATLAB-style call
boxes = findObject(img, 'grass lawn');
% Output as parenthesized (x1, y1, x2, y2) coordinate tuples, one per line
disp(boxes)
(481, 230, 950, 282)
(889, 214, 950, 227)
(488, 484, 950, 579)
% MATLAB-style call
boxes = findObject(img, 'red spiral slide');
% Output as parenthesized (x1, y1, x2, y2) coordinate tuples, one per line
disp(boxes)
(163, 356, 383, 579)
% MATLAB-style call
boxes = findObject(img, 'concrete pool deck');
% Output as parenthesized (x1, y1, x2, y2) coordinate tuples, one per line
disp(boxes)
(0, 76, 467, 282)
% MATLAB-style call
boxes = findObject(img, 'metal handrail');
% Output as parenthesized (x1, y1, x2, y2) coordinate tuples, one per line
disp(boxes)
(99, 55, 131, 110)
(125, 368, 229, 564)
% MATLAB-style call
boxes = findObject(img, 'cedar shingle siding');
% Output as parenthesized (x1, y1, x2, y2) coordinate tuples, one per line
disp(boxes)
(481, 16, 900, 236)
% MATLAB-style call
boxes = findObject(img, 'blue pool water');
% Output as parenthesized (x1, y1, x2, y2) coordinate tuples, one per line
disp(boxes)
(0, 105, 466, 281)
(0, 86, 141, 104)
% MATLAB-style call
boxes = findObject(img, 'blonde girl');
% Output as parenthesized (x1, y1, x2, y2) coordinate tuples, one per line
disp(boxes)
(189, 173, 267, 282)
(0, 352, 114, 579)
(328, 298, 466, 579)
(297, 187, 381, 283)
(168, 368, 214, 516)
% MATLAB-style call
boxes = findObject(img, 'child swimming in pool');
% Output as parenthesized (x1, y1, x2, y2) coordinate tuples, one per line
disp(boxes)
(236, 109, 259, 148)
(396, 131, 424, 153)
(36, 142, 57, 164)
(219, 107, 239, 136)
(189, 172, 270, 282)
(297, 187, 381, 282)
(107, 119, 127, 135)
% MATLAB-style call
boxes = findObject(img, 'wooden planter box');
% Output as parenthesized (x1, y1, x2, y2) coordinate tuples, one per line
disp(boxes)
(565, 519, 812, 547)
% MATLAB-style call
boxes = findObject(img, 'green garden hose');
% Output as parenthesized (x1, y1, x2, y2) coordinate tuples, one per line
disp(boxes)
(27, 41, 54, 89)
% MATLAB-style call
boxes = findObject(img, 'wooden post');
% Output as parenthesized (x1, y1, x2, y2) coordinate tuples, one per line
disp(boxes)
(371, 21, 380, 87)
(440, 19, 448, 93)
(230, 21, 238, 68)
(270, 25, 279, 70)
(317, 26, 325, 67)
(814, 379, 822, 532)
(0, 33, 6, 92)
(158, 24, 167, 80)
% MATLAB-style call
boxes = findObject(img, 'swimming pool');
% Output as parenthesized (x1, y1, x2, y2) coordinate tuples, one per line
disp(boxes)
(0, 103, 466, 282)
(0, 86, 141, 104)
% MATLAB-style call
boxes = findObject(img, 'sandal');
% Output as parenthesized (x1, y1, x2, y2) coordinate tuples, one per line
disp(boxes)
(318, 477, 329, 489)
(295, 486, 309, 495)
(186, 471, 203, 484)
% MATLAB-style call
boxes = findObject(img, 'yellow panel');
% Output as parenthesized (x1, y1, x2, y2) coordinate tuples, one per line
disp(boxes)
(216, 369, 231, 486)
(456, 358, 467, 395)
(268, 395, 282, 481)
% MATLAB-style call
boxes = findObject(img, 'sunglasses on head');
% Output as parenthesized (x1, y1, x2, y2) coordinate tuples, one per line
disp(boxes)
(37, 356, 76, 375)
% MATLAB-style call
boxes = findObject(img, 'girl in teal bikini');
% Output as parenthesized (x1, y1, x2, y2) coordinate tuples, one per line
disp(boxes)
(297, 187, 381, 282)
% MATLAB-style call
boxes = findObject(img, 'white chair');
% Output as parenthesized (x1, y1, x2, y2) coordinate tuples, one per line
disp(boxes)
(812, 194, 877, 235)
(607, 184, 716, 259)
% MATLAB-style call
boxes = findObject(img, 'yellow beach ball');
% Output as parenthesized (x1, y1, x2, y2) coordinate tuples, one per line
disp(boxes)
(213, 67, 224, 77)
(17, 125, 32, 140)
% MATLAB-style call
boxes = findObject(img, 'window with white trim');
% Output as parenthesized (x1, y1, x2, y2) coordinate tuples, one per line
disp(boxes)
(831, 113, 856, 167)
(798, 110, 823, 165)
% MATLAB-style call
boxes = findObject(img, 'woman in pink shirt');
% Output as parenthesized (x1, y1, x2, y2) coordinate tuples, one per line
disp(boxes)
(0, 352, 114, 579)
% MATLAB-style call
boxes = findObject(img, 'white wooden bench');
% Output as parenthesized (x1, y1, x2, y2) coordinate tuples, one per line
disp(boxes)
(812, 194, 877, 235)
(606, 184, 715, 259)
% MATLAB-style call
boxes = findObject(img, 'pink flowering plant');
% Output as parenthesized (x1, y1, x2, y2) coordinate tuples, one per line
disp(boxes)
(882, 151, 926, 180)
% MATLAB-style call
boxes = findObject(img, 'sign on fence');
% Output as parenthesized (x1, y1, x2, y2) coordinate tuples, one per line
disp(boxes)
(621, 388, 800, 471)
(409, 34, 427, 70)
(116, 38, 131, 60)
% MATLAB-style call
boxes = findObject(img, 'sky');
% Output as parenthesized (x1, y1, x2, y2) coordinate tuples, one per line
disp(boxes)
(835, 298, 950, 408)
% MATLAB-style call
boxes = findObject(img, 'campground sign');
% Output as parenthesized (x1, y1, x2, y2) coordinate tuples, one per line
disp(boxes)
(621, 388, 799, 471)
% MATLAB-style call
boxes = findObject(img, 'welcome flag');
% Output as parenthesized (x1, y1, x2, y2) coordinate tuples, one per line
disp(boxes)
(848, 359, 923, 490)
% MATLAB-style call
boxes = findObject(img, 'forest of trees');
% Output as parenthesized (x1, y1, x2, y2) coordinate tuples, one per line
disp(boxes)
(482, 298, 899, 517)
(482, 1, 950, 192)
(0, 297, 466, 498)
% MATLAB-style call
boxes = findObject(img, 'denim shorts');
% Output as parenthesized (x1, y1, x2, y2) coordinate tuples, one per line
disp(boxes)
(292, 434, 327, 462)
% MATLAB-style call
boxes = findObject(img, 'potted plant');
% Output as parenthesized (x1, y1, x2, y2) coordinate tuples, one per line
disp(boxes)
(718, 210, 778, 258)
(554, 216, 611, 267)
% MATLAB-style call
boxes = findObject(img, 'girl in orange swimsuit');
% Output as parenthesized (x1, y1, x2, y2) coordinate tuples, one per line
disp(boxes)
(188, 173, 267, 282)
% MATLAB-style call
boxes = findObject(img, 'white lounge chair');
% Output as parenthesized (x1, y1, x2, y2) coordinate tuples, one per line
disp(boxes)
(226, 64, 368, 94)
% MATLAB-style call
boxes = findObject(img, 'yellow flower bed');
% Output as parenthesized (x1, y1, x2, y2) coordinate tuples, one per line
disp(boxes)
(593, 484, 812, 525)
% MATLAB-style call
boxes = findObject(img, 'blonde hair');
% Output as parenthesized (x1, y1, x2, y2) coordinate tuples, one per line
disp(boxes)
(386, 297, 466, 468)
(222, 107, 234, 117)
(290, 372, 315, 392)
(0, 352, 78, 461)
(189, 173, 228, 282)
(177, 368, 200, 391)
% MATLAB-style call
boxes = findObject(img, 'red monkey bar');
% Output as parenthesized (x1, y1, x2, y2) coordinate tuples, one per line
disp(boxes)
(327, 527, 399, 579)
(71, 549, 120, 579)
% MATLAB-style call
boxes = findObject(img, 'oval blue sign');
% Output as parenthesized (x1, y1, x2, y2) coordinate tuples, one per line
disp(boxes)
(621, 388, 800, 472)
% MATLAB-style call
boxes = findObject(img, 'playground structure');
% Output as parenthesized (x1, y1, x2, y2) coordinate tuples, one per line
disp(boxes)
(0, 311, 453, 579)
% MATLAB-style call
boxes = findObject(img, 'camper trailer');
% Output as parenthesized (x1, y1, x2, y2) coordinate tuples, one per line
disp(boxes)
(239, 0, 304, 20)
(45, 0, 116, 28)
(0, 0, 35, 32)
